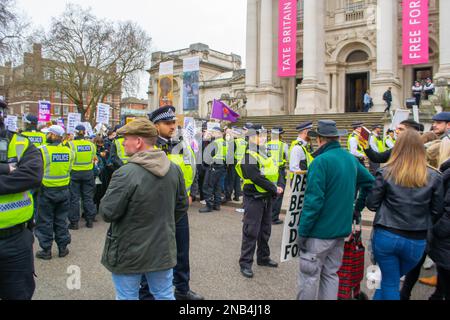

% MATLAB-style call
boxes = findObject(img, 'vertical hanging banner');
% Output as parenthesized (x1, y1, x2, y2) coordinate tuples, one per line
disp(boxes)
(278, 0, 297, 77)
(402, 0, 429, 65)
(183, 57, 200, 112)
(159, 61, 174, 107)
(281, 174, 307, 262)
(38, 100, 52, 123)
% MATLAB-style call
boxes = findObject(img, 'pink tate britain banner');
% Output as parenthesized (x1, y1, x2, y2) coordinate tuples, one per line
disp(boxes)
(278, 0, 297, 77)
(402, 0, 429, 66)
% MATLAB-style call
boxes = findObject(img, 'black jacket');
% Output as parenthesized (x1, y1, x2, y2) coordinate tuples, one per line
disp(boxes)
(364, 147, 391, 164)
(367, 167, 443, 234)
(430, 160, 450, 269)
(0, 131, 43, 195)
(383, 91, 392, 102)
(240, 148, 285, 198)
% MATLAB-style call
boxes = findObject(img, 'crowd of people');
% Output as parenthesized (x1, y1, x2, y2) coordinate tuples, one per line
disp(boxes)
(1, 91, 450, 301)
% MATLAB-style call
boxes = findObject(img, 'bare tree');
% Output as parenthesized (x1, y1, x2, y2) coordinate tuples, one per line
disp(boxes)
(0, 0, 29, 64)
(43, 4, 151, 122)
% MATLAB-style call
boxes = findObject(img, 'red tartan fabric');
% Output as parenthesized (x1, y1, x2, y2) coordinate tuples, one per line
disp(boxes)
(338, 230, 365, 300)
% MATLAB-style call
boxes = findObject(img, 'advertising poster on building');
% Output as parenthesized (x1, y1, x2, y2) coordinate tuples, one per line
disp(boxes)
(183, 57, 200, 111)
(402, 0, 429, 65)
(159, 61, 174, 107)
(67, 113, 82, 134)
(278, 0, 297, 77)
(38, 100, 52, 123)
(96, 103, 111, 124)
(281, 174, 307, 263)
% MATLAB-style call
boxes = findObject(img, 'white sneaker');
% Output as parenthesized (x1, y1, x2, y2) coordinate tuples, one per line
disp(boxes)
(423, 256, 435, 270)
(200, 200, 206, 205)
(236, 208, 245, 213)
(400, 276, 406, 282)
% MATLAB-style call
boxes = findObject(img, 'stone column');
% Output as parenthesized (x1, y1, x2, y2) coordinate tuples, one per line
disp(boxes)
(259, 0, 273, 87)
(436, 0, 450, 82)
(245, 0, 258, 88)
(295, 0, 328, 114)
(371, 0, 401, 112)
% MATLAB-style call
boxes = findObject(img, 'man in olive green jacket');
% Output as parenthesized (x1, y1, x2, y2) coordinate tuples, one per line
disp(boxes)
(100, 119, 188, 300)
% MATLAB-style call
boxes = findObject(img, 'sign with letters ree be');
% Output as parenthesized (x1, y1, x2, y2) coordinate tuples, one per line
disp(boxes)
(402, 0, 429, 65)
(280, 174, 307, 262)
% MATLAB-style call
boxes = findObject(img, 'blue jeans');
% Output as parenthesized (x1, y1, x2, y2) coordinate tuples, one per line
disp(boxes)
(372, 228, 426, 300)
(112, 269, 174, 300)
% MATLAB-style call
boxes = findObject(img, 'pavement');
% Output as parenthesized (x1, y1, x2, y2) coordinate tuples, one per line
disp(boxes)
(33, 203, 437, 300)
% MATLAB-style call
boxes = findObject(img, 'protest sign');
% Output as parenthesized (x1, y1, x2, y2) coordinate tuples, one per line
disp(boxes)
(390, 109, 411, 130)
(5, 116, 18, 132)
(67, 113, 82, 134)
(38, 101, 52, 122)
(281, 174, 307, 262)
(96, 103, 110, 124)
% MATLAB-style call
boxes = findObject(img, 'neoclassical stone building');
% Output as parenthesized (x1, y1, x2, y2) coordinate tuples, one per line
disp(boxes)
(147, 43, 245, 119)
(245, 0, 449, 116)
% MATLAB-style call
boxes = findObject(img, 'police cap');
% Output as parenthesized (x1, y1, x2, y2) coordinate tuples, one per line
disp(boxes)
(148, 106, 177, 124)
(296, 121, 313, 132)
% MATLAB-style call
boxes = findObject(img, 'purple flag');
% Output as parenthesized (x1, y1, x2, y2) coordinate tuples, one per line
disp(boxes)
(211, 99, 240, 123)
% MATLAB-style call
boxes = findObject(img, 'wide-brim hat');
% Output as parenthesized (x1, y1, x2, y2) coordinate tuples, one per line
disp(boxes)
(308, 120, 347, 138)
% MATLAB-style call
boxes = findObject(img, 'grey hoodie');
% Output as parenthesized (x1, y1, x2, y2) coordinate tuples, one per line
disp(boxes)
(128, 149, 170, 177)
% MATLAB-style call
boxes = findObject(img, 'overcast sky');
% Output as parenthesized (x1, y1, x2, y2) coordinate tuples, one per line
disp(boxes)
(15, 0, 248, 98)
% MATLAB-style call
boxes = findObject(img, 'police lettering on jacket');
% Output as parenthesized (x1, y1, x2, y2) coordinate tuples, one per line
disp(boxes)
(28, 136, 43, 144)
(77, 145, 92, 152)
(52, 153, 70, 162)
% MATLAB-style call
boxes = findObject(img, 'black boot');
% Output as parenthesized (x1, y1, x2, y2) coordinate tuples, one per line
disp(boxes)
(58, 247, 70, 258)
(68, 222, 79, 230)
(199, 207, 213, 213)
(36, 249, 52, 260)
(86, 220, 94, 229)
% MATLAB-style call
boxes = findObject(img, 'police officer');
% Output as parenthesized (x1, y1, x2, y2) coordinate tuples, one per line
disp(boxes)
(35, 125, 74, 260)
(266, 127, 289, 225)
(110, 125, 129, 170)
(289, 122, 314, 174)
(144, 106, 203, 300)
(235, 124, 285, 278)
(21, 114, 47, 147)
(384, 129, 396, 150)
(368, 124, 385, 176)
(0, 97, 43, 300)
(67, 125, 97, 230)
(347, 122, 366, 165)
(199, 126, 228, 213)
(225, 127, 247, 203)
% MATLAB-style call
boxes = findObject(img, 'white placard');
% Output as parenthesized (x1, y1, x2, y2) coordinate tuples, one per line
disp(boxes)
(207, 122, 220, 131)
(159, 61, 174, 76)
(5, 116, 18, 132)
(67, 113, 82, 134)
(412, 105, 420, 124)
(390, 109, 411, 130)
(183, 117, 196, 142)
(281, 174, 307, 263)
(96, 103, 110, 125)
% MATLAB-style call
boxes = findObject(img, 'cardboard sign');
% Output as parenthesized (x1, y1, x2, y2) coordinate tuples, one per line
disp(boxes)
(5, 116, 18, 132)
(67, 113, 82, 134)
(96, 103, 111, 125)
(281, 174, 307, 262)
(38, 101, 52, 122)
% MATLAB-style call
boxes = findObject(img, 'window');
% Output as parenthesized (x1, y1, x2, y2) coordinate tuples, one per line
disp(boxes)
(106, 94, 112, 102)
(54, 105, 61, 115)
(346, 50, 369, 63)
(24, 66, 33, 76)
(43, 68, 52, 81)
(54, 91, 61, 99)
(346, 0, 364, 11)
(98, 78, 103, 87)
(297, 0, 304, 22)
(63, 106, 69, 115)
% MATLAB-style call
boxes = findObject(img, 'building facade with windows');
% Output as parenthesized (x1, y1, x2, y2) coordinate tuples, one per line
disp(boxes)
(0, 43, 122, 123)
(245, 0, 448, 116)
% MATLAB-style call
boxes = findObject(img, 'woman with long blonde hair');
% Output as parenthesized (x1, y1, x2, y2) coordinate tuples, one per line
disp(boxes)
(367, 129, 444, 300)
